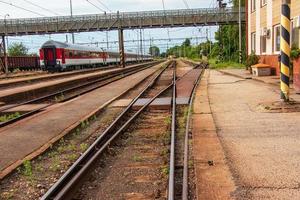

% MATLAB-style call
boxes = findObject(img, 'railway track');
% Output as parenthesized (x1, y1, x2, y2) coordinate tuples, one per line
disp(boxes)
(0, 65, 116, 89)
(41, 60, 174, 199)
(0, 61, 163, 128)
(40, 60, 204, 200)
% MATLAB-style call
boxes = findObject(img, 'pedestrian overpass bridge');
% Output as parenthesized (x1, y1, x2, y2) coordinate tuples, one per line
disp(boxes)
(0, 7, 245, 36)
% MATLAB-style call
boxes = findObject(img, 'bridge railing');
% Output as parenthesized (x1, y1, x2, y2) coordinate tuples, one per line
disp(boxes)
(0, 7, 244, 24)
(0, 7, 245, 35)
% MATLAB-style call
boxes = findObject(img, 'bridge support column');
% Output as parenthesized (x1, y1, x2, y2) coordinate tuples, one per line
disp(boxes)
(1, 35, 8, 74)
(118, 29, 125, 68)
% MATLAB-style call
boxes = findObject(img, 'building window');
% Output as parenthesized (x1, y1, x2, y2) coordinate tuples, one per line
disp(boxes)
(261, 35, 267, 54)
(251, 0, 256, 12)
(291, 20, 298, 48)
(261, 0, 267, 7)
(251, 32, 256, 52)
(273, 25, 280, 53)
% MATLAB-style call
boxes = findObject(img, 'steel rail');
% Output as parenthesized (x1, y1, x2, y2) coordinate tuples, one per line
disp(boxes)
(41, 61, 174, 200)
(182, 67, 205, 200)
(0, 61, 162, 128)
(168, 61, 177, 200)
(0, 65, 117, 89)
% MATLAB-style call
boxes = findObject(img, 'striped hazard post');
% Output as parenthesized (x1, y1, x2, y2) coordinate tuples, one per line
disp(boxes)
(280, 0, 291, 101)
(118, 29, 125, 68)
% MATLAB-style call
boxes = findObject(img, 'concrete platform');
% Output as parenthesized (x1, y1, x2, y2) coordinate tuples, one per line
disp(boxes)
(0, 66, 116, 88)
(0, 63, 155, 104)
(176, 68, 202, 98)
(176, 59, 194, 77)
(110, 97, 190, 109)
(0, 63, 163, 179)
(219, 69, 279, 85)
(192, 70, 236, 200)
(193, 69, 300, 199)
(109, 68, 202, 109)
(1, 104, 50, 113)
(218, 68, 300, 102)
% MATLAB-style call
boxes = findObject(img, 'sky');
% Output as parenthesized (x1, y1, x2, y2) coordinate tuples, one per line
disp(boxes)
(0, 0, 224, 54)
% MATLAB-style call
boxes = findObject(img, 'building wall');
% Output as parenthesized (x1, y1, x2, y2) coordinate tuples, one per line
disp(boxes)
(248, 0, 300, 75)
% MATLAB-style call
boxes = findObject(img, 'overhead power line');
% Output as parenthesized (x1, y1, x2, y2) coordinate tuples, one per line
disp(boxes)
(182, 0, 190, 9)
(77, 36, 207, 45)
(95, 0, 112, 12)
(161, 0, 166, 10)
(22, 0, 61, 16)
(0, 0, 46, 16)
(86, 0, 105, 12)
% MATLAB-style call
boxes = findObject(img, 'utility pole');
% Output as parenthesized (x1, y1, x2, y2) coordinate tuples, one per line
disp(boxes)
(209, 27, 212, 54)
(4, 14, 9, 74)
(70, 0, 75, 44)
(280, 0, 291, 101)
(143, 29, 146, 55)
(239, 0, 242, 63)
(1, 36, 7, 74)
(118, 29, 125, 68)
(140, 29, 143, 61)
(106, 31, 109, 49)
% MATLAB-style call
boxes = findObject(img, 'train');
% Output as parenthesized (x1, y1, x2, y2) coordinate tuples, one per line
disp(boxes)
(39, 40, 153, 71)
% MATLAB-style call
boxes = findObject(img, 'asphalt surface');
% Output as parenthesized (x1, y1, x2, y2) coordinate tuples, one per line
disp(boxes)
(208, 70, 300, 199)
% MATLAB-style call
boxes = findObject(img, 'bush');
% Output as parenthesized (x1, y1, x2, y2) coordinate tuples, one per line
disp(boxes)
(245, 52, 260, 68)
(291, 48, 300, 60)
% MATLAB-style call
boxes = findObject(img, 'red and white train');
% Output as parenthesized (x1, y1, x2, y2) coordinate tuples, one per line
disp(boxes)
(39, 40, 152, 71)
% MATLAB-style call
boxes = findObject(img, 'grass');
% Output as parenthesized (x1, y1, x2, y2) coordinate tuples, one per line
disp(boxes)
(54, 93, 65, 102)
(80, 143, 89, 151)
(50, 156, 61, 172)
(161, 165, 169, 177)
(67, 153, 78, 161)
(0, 112, 21, 123)
(209, 58, 245, 69)
(22, 160, 33, 177)
(164, 116, 172, 126)
(132, 155, 142, 162)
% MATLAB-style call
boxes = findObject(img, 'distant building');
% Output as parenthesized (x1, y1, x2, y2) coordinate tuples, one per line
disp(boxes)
(247, 0, 300, 74)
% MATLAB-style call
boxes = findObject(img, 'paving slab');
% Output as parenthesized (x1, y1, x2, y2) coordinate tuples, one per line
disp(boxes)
(208, 70, 300, 199)
(0, 64, 162, 179)
(192, 70, 236, 200)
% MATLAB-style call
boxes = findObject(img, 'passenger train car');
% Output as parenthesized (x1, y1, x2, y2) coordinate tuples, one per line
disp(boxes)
(39, 40, 152, 71)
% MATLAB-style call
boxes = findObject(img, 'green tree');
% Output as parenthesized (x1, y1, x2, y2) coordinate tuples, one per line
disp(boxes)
(182, 38, 191, 47)
(213, 0, 246, 63)
(149, 46, 160, 57)
(8, 43, 28, 56)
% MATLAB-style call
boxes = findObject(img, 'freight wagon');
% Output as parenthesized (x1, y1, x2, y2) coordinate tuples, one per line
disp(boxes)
(0, 56, 40, 72)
